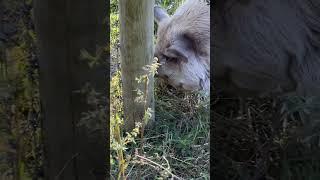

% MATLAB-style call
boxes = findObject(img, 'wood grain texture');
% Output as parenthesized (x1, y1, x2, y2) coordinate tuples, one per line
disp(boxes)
(119, 0, 155, 130)
(33, 0, 109, 179)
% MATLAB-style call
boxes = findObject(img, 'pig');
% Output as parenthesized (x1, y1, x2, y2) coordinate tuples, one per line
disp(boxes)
(154, 0, 210, 93)
(213, 0, 320, 97)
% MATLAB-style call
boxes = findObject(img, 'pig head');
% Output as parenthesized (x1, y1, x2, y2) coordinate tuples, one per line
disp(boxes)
(154, 0, 210, 92)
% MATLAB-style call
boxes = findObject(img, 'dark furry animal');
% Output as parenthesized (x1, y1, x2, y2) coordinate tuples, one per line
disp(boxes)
(213, 0, 320, 97)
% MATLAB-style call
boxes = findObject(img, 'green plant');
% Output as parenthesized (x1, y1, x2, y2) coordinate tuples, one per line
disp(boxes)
(0, 0, 43, 179)
(110, 70, 143, 179)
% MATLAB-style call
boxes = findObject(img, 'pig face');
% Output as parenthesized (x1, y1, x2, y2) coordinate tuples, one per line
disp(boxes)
(154, 0, 210, 92)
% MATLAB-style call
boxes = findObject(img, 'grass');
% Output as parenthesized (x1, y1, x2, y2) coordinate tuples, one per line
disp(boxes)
(128, 82, 209, 179)
(110, 77, 210, 179)
(212, 94, 320, 180)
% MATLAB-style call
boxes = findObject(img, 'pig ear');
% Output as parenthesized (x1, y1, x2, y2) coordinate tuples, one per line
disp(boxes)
(154, 5, 169, 23)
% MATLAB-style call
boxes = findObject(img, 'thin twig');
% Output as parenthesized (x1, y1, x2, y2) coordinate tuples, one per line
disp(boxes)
(135, 154, 183, 180)
(54, 153, 79, 180)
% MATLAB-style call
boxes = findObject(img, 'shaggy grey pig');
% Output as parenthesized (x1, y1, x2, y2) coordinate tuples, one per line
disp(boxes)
(154, 0, 210, 93)
(214, 0, 320, 97)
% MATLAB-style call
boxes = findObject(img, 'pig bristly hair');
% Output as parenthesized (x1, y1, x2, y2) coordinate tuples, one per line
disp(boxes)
(213, 0, 320, 97)
(155, 0, 210, 92)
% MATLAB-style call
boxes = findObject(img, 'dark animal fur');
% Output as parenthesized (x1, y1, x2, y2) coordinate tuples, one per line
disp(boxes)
(213, 0, 320, 97)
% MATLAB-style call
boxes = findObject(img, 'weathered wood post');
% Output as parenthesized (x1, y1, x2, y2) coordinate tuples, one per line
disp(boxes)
(33, 0, 108, 179)
(119, 0, 155, 130)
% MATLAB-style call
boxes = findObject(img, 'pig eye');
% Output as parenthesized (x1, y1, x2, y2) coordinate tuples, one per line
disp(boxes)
(163, 55, 178, 63)
(167, 57, 178, 63)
